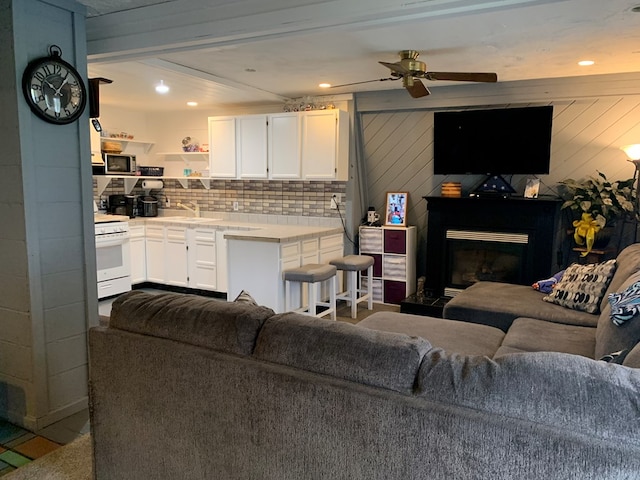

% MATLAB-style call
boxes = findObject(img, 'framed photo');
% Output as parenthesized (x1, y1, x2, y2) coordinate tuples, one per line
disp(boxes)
(524, 178, 540, 199)
(385, 192, 408, 226)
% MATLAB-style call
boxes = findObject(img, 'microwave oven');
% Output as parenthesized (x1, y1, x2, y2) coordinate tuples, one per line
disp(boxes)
(103, 153, 137, 175)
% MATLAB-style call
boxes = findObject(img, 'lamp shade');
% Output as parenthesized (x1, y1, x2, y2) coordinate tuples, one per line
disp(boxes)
(622, 144, 640, 161)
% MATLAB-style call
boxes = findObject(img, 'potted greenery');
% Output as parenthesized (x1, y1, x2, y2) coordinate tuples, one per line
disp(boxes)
(559, 172, 637, 256)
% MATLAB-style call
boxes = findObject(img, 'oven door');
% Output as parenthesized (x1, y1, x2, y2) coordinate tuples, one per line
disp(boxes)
(95, 234, 131, 281)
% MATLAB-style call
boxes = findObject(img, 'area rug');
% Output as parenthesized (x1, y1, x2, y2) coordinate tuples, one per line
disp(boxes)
(4, 433, 92, 480)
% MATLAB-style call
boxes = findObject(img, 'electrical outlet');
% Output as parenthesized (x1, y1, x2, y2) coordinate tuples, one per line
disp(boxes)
(233, 201, 239, 211)
(165, 198, 170, 207)
(330, 194, 342, 210)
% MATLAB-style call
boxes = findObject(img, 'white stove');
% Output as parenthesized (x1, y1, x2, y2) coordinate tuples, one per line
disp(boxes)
(95, 219, 131, 299)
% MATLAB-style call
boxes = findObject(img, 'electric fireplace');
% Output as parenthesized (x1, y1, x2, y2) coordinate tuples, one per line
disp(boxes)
(424, 196, 561, 298)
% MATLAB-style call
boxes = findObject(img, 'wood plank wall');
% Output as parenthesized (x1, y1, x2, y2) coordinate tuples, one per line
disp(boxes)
(354, 72, 640, 276)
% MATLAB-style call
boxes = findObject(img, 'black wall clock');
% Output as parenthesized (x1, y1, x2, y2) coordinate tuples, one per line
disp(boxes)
(22, 45, 87, 125)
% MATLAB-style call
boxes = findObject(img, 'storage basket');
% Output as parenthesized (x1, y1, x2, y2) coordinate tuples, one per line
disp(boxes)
(137, 166, 164, 176)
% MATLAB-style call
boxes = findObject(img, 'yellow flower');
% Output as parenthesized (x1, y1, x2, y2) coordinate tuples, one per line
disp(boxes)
(572, 213, 602, 256)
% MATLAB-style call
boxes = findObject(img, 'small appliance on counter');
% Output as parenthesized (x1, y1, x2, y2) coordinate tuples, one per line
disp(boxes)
(109, 194, 137, 218)
(138, 195, 158, 217)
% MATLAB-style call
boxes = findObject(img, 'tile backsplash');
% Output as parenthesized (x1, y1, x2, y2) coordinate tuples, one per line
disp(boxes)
(94, 178, 347, 217)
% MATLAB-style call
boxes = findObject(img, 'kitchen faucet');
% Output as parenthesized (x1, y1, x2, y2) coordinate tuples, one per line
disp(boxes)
(176, 201, 200, 217)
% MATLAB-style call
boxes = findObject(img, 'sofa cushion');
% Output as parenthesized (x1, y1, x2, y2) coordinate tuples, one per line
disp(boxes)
(109, 290, 275, 356)
(358, 311, 505, 357)
(443, 282, 598, 331)
(417, 349, 640, 443)
(542, 259, 616, 314)
(498, 317, 596, 359)
(253, 312, 430, 394)
(595, 270, 640, 359)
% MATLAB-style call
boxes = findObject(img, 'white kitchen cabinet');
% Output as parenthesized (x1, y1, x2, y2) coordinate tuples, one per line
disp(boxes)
(208, 110, 348, 180)
(188, 228, 217, 290)
(208, 114, 268, 179)
(301, 109, 349, 180)
(145, 225, 165, 283)
(227, 232, 343, 313)
(165, 226, 189, 287)
(208, 116, 237, 178)
(268, 112, 300, 179)
(129, 224, 146, 284)
(237, 115, 268, 178)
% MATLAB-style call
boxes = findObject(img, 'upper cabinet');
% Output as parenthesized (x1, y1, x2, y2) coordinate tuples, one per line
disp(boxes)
(208, 109, 349, 181)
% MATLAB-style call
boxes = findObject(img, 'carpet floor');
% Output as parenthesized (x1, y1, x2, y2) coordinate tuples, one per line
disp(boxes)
(3, 434, 91, 480)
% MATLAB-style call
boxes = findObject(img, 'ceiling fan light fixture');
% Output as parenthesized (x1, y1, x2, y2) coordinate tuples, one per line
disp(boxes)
(155, 80, 169, 94)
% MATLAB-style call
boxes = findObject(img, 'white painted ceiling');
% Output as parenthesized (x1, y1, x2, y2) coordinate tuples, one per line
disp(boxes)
(79, 0, 640, 111)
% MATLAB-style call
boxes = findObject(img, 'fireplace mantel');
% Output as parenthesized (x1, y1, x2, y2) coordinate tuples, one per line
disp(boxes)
(423, 196, 562, 298)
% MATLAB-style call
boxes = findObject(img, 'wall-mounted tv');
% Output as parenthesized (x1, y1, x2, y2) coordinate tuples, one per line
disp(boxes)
(433, 105, 553, 175)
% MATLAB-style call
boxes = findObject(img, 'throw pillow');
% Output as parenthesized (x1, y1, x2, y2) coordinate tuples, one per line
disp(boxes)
(608, 281, 640, 326)
(542, 259, 617, 314)
(233, 289, 258, 306)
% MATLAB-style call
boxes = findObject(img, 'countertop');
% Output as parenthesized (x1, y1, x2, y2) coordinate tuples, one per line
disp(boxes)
(126, 216, 343, 243)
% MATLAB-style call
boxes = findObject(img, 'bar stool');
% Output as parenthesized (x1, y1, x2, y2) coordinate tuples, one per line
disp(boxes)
(330, 255, 374, 319)
(283, 264, 337, 320)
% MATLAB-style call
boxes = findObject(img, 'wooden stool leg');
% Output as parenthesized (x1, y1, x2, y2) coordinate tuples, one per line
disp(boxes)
(367, 264, 373, 310)
(330, 275, 337, 321)
(349, 270, 357, 319)
(285, 280, 291, 312)
(308, 282, 316, 316)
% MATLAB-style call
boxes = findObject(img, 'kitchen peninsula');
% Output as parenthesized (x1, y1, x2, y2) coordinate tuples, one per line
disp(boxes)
(123, 215, 344, 312)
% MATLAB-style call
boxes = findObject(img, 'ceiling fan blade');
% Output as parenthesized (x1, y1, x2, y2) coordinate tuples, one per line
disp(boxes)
(424, 72, 498, 82)
(330, 77, 399, 89)
(379, 61, 410, 76)
(405, 78, 430, 98)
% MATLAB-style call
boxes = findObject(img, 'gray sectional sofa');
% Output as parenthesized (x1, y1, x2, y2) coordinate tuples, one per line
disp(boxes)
(89, 246, 640, 480)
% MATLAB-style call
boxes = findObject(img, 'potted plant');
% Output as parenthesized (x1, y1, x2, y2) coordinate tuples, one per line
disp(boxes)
(559, 172, 637, 256)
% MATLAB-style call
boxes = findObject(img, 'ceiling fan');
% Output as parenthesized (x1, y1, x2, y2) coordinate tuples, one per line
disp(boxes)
(331, 50, 497, 98)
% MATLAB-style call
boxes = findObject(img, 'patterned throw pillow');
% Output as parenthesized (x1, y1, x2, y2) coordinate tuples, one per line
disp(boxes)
(542, 259, 617, 314)
(233, 289, 259, 306)
(608, 281, 640, 326)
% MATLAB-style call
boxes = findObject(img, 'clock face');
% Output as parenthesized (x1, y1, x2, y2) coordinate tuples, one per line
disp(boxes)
(22, 56, 87, 125)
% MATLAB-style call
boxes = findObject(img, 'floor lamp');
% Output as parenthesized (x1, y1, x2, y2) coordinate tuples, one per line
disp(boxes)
(621, 144, 640, 242)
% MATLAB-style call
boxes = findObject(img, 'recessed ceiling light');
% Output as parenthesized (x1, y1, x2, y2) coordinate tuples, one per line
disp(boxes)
(187, 101, 198, 107)
(319, 83, 331, 88)
(578, 60, 595, 66)
(155, 80, 169, 94)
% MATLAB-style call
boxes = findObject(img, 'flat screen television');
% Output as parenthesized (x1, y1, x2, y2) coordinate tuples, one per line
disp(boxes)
(433, 105, 553, 175)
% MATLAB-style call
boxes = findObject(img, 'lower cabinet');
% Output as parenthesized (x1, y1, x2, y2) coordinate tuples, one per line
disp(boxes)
(188, 228, 217, 290)
(129, 225, 146, 284)
(143, 224, 220, 291)
(359, 225, 416, 304)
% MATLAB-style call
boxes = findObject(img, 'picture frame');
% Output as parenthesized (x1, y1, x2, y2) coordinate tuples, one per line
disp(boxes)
(524, 178, 540, 199)
(385, 192, 408, 226)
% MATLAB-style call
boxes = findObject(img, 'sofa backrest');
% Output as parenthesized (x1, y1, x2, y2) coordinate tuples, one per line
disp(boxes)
(418, 348, 640, 444)
(253, 312, 431, 394)
(109, 290, 275, 356)
(600, 243, 640, 312)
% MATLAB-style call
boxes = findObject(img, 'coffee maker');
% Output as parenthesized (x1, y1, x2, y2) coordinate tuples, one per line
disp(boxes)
(109, 194, 136, 218)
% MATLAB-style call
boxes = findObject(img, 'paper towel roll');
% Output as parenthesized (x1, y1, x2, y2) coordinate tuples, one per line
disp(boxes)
(141, 180, 164, 190)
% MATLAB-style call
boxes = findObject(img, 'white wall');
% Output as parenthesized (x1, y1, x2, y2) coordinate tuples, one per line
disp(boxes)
(0, 0, 95, 430)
